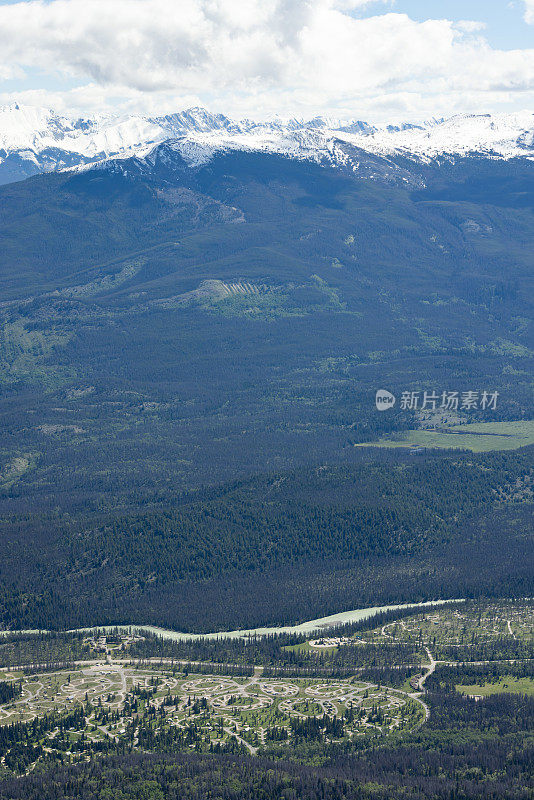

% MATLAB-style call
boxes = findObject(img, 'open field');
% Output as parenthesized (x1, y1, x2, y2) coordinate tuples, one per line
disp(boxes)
(355, 420, 534, 452)
(456, 677, 534, 697)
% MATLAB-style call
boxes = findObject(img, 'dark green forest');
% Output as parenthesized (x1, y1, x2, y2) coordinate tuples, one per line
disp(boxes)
(0, 129, 532, 798)
(0, 147, 532, 630)
(0, 453, 531, 630)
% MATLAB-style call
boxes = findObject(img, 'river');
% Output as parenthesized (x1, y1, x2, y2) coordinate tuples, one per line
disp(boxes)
(0, 598, 461, 641)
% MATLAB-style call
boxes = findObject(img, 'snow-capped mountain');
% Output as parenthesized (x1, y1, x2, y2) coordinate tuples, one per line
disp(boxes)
(0, 103, 533, 185)
(0, 103, 165, 184)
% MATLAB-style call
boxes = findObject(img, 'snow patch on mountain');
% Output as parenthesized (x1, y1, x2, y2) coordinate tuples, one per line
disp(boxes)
(351, 112, 534, 160)
(0, 103, 533, 185)
(0, 103, 163, 160)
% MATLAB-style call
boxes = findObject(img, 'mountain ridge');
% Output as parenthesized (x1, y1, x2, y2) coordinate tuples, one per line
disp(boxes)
(1, 103, 533, 185)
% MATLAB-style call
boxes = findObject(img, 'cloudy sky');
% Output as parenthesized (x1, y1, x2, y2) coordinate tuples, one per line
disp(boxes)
(0, 0, 533, 121)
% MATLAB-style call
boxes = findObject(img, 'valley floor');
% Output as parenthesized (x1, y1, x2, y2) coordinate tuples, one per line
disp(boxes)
(0, 598, 531, 775)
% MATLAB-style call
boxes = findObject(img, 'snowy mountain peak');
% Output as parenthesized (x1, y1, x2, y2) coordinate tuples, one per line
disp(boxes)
(0, 104, 533, 186)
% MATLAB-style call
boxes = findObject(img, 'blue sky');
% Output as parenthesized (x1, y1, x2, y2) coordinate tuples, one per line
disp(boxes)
(353, 1, 533, 49)
(0, 0, 532, 120)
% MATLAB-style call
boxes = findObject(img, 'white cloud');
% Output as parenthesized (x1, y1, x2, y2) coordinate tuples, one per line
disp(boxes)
(454, 20, 486, 33)
(330, 0, 391, 9)
(0, 0, 533, 120)
(524, 0, 534, 23)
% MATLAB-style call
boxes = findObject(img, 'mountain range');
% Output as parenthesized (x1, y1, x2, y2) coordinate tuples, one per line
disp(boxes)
(1, 103, 534, 186)
(0, 100, 532, 631)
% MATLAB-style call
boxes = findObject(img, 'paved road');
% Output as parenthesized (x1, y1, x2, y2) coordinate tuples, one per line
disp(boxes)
(417, 647, 436, 692)
(223, 725, 257, 755)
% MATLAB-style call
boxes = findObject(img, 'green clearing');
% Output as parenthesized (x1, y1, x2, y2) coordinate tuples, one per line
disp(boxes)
(283, 642, 314, 654)
(0, 453, 38, 491)
(0, 320, 74, 388)
(355, 420, 534, 452)
(457, 677, 534, 697)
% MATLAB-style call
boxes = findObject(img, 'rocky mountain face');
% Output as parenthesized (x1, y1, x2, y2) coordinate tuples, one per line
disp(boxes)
(1, 102, 533, 185)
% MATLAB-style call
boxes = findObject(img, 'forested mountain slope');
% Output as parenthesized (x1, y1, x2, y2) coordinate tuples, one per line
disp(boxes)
(0, 147, 532, 630)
